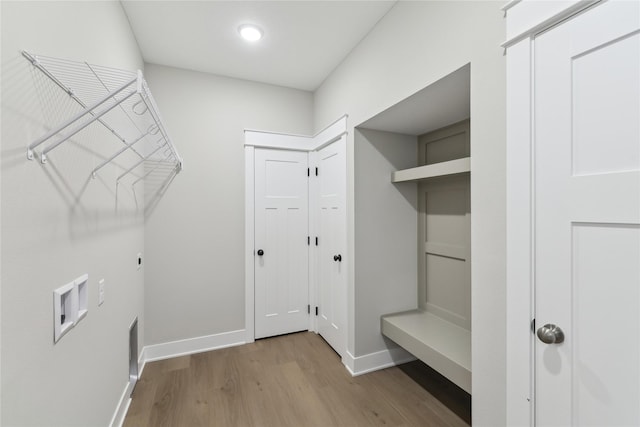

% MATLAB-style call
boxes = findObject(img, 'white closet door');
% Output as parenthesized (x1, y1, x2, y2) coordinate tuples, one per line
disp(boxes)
(254, 149, 309, 339)
(534, 1, 640, 425)
(315, 137, 347, 356)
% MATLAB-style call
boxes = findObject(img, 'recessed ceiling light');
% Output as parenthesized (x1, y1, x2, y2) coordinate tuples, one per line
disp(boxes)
(238, 24, 263, 42)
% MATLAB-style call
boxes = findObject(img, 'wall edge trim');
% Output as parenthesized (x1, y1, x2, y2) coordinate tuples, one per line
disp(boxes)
(142, 329, 246, 362)
(345, 346, 416, 377)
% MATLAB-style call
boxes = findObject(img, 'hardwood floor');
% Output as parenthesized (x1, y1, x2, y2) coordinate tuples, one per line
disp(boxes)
(124, 332, 470, 427)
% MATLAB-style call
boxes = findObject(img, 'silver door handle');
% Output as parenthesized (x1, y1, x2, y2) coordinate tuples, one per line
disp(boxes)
(536, 324, 565, 344)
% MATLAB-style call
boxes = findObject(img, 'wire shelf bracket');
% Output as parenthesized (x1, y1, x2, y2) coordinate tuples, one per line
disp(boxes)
(22, 51, 183, 179)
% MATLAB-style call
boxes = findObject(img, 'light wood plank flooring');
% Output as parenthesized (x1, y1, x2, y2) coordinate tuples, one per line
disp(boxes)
(124, 332, 470, 427)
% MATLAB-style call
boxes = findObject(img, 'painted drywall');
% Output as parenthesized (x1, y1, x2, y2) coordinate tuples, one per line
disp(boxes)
(353, 128, 418, 354)
(313, 2, 506, 425)
(1, 2, 145, 426)
(143, 64, 313, 345)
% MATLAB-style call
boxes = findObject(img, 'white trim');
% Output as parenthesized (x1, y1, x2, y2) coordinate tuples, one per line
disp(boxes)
(244, 131, 314, 151)
(506, 37, 535, 427)
(243, 113, 347, 141)
(502, 0, 522, 13)
(346, 124, 356, 373)
(245, 146, 256, 344)
(308, 150, 318, 333)
(312, 131, 348, 152)
(142, 329, 246, 362)
(502, 0, 600, 49)
(314, 113, 349, 138)
(311, 116, 348, 150)
(244, 114, 348, 152)
(343, 350, 356, 375)
(138, 347, 147, 378)
(243, 128, 313, 138)
(344, 347, 416, 377)
(109, 380, 135, 427)
(244, 115, 348, 342)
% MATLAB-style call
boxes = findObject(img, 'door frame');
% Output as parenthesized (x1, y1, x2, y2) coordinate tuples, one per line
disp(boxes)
(503, 1, 602, 425)
(244, 115, 348, 344)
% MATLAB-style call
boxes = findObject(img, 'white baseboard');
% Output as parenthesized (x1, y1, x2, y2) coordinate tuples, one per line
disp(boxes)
(142, 329, 246, 362)
(110, 329, 247, 426)
(344, 346, 416, 376)
(109, 380, 135, 427)
(138, 347, 147, 378)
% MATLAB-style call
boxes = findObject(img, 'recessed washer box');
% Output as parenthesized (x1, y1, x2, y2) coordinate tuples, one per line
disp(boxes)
(53, 273, 90, 343)
(76, 274, 89, 321)
(53, 281, 77, 343)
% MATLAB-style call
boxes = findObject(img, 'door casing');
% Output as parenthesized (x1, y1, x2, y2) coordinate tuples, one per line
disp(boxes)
(244, 116, 348, 350)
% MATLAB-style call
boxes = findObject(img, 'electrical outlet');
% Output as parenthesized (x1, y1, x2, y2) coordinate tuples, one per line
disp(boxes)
(98, 279, 105, 306)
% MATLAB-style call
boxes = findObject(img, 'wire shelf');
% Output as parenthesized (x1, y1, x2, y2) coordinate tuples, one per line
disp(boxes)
(23, 51, 183, 184)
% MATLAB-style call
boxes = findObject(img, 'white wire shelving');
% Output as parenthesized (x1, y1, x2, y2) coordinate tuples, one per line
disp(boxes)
(22, 51, 183, 186)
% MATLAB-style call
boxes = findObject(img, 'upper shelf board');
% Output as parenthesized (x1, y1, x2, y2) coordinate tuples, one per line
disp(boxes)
(391, 157, 470, 183)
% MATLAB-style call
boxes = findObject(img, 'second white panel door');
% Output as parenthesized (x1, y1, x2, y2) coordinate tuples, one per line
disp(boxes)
(254, 148, 309, 339)
(315, 137, 347, 356)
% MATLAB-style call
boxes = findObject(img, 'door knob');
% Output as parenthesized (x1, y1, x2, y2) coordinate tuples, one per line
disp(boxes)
(333, 254, 342, 262)
(257, 249, 264, 256)
(536, 323, 564, 344)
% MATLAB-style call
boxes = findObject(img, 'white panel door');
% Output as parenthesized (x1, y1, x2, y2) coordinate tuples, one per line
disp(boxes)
(316, 137, 347, 356)
(534, 2, 640, 425)
(254, 149, 309, 339)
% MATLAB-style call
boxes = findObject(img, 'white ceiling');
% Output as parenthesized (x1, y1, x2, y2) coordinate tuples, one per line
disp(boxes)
(357, 64, 470, 136)
(121, 1, 396, 92)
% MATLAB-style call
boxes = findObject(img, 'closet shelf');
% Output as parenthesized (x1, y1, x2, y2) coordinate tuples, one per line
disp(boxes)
(381, 309, 471, 393)
(22, 51, 183, 181)
(391, 157, 470, 183)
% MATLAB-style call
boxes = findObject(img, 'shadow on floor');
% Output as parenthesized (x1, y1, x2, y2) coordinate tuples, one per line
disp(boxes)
(398, 360, 472, 425)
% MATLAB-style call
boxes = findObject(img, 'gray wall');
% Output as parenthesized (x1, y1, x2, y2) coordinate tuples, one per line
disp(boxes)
(313, 2, 506, 425)
(143, 64, 313, 345)
(1, 2, 144, 426)
(354, 128, 418, 354)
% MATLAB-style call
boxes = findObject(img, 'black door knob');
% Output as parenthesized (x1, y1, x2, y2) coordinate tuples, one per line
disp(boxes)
(257, 249, 264, 256)
(333, 254, 342, 262)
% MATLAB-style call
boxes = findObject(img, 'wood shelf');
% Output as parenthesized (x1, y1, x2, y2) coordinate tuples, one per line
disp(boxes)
(391, 157, 470, 183)
(381, 309, 471, 393)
